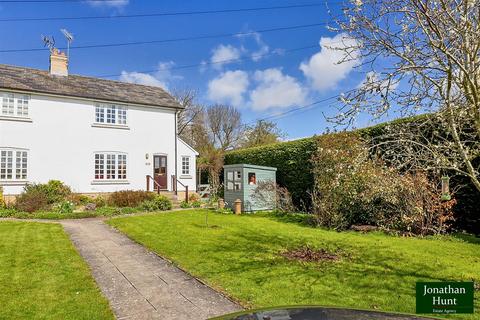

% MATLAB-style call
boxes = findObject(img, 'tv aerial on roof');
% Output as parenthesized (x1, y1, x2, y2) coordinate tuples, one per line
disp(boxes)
(60, 28, 74, 58)
(41, 35, 55, 52)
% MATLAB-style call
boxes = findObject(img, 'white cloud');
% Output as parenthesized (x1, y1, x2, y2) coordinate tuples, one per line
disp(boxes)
(207, 70, 249, 106)
(87, 0, 129, 8)
(210, 44, 241, 69)
(119, 61, 179, 89)
(300, 33, 361, 91)
(238, 32, 270, 62)
(119, 71, 166, 88)
(249, 68, 307, 111)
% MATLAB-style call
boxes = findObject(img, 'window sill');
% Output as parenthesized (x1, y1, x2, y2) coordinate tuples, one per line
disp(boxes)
(0, 180, 29, 186)
(91, 180, 130, 185)
(179, 175, 192, 179)
(91, 123, 130, 130)
(0, 116, 32, 123)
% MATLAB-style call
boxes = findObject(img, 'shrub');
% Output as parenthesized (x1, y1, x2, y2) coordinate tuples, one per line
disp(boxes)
(310, 133, 455, 235)
(93, 196, 107, 208)
(180, 200, 191, 208)
(0, 207, 18, 217)
(54, 200, 75, 214)
(191, 200, 202, 208)
(15, 189, 48, 213)
(140, 195, 172, 212)
(68, 194, 94, 205)
(108, 190, 155, 207)
(23, 180, 71, 205)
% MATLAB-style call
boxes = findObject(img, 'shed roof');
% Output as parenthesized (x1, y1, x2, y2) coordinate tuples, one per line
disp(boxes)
(223, 163, 277, 171)
(0, 64, 181, 109)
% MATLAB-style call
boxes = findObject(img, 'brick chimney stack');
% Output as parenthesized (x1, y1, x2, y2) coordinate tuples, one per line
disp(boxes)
(49, 48, 68, 76)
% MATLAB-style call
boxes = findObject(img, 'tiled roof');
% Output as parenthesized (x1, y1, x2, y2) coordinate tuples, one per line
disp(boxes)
(0, 64, 181, 109)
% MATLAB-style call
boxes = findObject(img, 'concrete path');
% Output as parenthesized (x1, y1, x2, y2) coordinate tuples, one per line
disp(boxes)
(61, 219, 242, 320)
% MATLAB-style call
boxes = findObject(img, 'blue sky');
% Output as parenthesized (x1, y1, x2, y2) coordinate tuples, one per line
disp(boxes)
(0, 0, 394, 139)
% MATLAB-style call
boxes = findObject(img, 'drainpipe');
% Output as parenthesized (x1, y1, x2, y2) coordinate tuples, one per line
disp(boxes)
(174, 110, 178, 196)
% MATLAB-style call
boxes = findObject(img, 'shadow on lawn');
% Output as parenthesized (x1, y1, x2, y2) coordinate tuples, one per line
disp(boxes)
(452, 233, 480, 245)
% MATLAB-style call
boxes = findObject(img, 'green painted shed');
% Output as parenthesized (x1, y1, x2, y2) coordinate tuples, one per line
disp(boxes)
(223, 164, 277, 212)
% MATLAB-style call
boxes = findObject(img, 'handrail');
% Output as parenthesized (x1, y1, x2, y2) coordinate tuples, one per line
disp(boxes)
(146, 175, 162, 194)
(172, 175, 189, 203)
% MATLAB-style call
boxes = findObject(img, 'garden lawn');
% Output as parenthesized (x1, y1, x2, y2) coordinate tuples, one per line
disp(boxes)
(0, 221, 113, 320)
(108, 210, 480, 319)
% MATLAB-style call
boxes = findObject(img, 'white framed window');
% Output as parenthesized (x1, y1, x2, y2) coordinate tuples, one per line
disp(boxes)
(1, 92, 29, 118)
(226, 170, 242, 191)
(94, 152, 127, 180)
(181, 156, 190, 175)
(0, 148, 27, 180)
(95, 104, 127, 125)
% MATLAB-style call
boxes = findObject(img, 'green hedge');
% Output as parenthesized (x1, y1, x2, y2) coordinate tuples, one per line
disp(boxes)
(224, 137, 318, 208)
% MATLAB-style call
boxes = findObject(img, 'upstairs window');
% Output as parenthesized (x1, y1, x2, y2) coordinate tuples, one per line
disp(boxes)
(0, 148, 27, 180)
(94, 152, 127, 180)
(1, 92, 29, 118)
(95, 104, 127, 125)
(181, 156, 190, 175)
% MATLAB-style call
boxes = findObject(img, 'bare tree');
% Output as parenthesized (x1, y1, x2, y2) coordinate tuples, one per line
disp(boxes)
(172, 88, 204, 137)
(206, 104, 244, 151)
(332, 0, 480, 192)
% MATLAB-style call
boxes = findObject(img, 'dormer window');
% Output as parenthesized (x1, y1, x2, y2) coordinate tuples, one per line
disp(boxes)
(95, 104, 127, 125)
(1, 92, 29, 118)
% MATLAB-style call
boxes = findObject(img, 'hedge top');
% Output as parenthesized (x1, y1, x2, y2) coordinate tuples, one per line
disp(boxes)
(223, 163, 277, 171)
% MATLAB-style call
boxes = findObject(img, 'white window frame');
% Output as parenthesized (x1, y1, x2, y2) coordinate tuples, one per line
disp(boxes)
(226, 170, 242, 192)
(93, 152, 128, 181)
(94, 103, 127, 126)
(181, 156, 190, 176)
(0, 148, 28, 181)
(1, 92, 30, 118)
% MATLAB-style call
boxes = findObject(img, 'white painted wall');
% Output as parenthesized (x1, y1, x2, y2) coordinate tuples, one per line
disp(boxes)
(176, 138, 198, 193)
(0, 92, 197, 195)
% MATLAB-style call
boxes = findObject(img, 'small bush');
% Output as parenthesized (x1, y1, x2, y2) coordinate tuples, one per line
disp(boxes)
(23, 180, 71, 205)
(54, 200, 75, 214)
(191, 200, 202, 208)
(180, 200, 191, 208)
(15, 189, 49, 213)
(68, 194, 94, 205)
(140, 195, 172, 212)
(93, 196, 107, 208)
(108, 190, 155, 207)
(0, 207, 18, 217)
(15, 180, 72, 213)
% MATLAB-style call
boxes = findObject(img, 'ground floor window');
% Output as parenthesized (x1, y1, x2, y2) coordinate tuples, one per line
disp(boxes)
(94, 152, 127, 180)
(0, 148, 27, 180)
(181, 156, 190, 175)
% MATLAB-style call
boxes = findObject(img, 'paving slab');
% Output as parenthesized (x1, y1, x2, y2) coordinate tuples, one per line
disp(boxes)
(61, 218, 242, 320)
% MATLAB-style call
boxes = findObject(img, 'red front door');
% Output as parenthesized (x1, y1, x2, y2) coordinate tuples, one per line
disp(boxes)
(153, 155, 167, 190)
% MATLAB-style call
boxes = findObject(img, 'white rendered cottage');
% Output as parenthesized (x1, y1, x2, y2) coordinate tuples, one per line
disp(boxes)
(0, 50, 198, 197)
